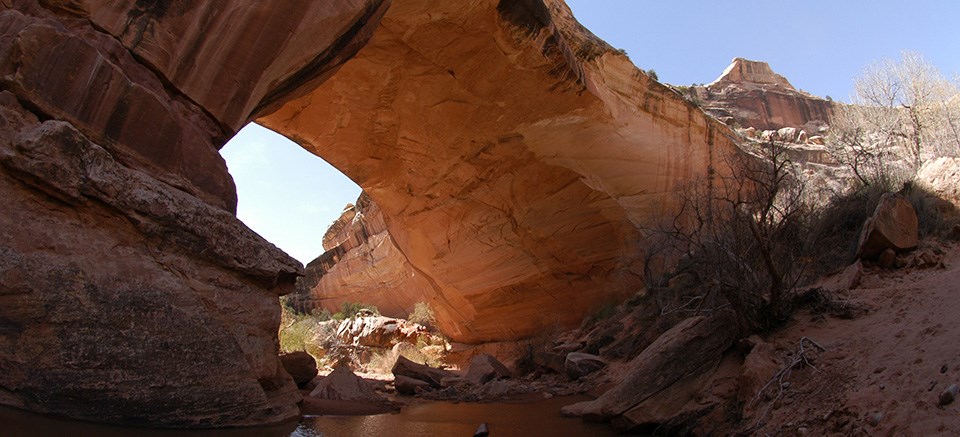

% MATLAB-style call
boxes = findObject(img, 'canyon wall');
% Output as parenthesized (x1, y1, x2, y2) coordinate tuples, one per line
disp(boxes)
(695, 58, 834, 132)
(262, 0, 740, 343)
(293, 192, 430, 319)
(1, 0, 744, 424)
(0, 0, 388, 427)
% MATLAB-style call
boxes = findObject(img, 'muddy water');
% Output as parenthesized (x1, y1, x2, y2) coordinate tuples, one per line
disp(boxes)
(0, 396, 617, 437)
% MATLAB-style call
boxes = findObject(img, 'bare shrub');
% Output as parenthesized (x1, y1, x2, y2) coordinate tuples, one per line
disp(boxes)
(647, 140, 815, 332)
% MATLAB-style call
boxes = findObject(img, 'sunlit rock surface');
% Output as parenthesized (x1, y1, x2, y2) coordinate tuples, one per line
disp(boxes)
(693, 58, 834, 132)
(262, 0, 738, 343)
(295, 192, 430, 320)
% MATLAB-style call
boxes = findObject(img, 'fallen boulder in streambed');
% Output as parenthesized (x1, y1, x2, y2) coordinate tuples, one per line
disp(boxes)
(560, 311, 737, 422)
(303, 365, 399, 415)
(392, 355, 456, 388)
(280, 351, 318, 388)
(465, 354, 512, 385)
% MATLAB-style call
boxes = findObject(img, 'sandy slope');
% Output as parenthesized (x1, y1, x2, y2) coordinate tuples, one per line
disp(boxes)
(757, 241, 960, 435)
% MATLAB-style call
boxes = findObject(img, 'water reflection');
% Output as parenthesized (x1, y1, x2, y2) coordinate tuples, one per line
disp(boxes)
(296, 396, 618, 437)
(0, 407, 297, 437)
(1, 396, 617, 437)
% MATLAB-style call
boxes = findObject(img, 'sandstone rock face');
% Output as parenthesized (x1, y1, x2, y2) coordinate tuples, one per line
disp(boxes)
(294, 192, 431, 319)
(0, 113, 301, 427)
(915, 157, 960, 219)
(693, 58, 834, 132)
(0, 0, 389, 427)
(36, 0, 391, 133)
(263, 0, 739, 343)
(858, 193, 919, 259)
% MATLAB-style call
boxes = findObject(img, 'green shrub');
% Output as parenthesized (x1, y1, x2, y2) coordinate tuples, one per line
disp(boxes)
(407, 301, 437, 330)
(332, 301, 379, 320)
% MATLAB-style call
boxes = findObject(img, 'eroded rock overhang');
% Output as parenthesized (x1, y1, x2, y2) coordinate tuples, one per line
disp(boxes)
(260, 0, 740, 343)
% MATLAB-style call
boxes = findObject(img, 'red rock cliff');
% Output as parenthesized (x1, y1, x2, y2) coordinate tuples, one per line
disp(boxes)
(0, 0, 388, 427)
(293, 192, 431, 320)
(1, 0, 741, 425)
(694, 58, 834, 132)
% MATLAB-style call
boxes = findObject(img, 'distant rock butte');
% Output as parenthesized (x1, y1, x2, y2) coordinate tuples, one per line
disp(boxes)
(266, 0, 740, 343)
(693, 58, 834, 132)
(0, 0, 740, 426)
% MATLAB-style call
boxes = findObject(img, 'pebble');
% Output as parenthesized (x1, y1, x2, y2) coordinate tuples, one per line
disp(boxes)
(939, 384, 958, 406)
(867, 411, 883, 427)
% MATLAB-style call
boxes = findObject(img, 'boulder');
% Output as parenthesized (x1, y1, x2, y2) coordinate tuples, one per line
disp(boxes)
(531, 350, 567, 374)
(815, 261, 863, 293)
(394, 375, 432, 395)
(857, 193, 919, 260)
(564, 352, 607, 380)
(392, 355, 455, 389)
(336, 315, 427, 348)
(777, 127, 800, 143)
(561, 311, 738, 420)
(878, 248, 897, 269)
(465, 354, 512, 385)
(279, 352, 318, 388)
(736, 337, 781, 419)
(309, 366, 386, 402)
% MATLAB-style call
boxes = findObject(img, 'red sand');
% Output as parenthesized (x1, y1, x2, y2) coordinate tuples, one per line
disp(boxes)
(756, 241, 960, 435)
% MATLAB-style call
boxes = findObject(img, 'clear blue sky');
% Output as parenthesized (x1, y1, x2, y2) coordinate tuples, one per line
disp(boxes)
(222, 1, 958, 264)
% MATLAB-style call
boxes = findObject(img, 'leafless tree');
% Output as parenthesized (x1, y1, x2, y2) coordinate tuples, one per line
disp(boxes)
(646, 140, 813, 332)
(827, 52, 960, 187)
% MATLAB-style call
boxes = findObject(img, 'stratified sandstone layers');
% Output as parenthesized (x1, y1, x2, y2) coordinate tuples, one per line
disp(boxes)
(262, 0, 739, 343)
(694, 58, 834, 132)
(0, 0, 388, 427)
(295, 192, 430, 319)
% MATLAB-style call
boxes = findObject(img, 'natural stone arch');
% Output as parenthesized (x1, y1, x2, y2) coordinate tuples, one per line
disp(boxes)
(259, 0, 738, 343)
(0, 0, 736, 427)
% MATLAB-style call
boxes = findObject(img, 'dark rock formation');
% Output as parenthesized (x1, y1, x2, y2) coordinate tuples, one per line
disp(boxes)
(394, 374, 432, 395)
(464, 354, 512, 385)
(280, 352, 319, 389)
(564, 352, 607, 380)
(561, 312, 737, 421)
(392, 356, 455, 389)
(0, 0, 388, 427)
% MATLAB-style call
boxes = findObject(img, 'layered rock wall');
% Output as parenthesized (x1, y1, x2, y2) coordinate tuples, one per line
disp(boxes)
(695, 58, 834, 132)
(294, 192, 430, 319)
(0, 0, 388, 427)
(263, 0, 740, 343)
